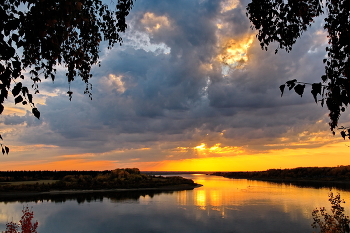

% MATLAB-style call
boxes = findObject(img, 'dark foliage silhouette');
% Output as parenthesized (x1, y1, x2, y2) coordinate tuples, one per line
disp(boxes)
(0, 0, 134, 151)
(214, 166, 350, 181)
(0, 168, 196, 193)
(312, 192, 350, 233)
(247, 0, 350, 138)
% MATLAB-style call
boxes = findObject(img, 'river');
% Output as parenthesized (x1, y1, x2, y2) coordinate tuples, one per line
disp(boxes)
(1, 174, 349, 233)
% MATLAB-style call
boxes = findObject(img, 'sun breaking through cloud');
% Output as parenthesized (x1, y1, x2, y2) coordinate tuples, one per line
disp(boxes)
(175, 143, 245, 157)
(217, 35, 254, 70)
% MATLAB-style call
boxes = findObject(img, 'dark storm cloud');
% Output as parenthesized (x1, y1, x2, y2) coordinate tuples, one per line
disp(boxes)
(3, 0, 335, 163)
(2, 110, 43, 127)
(3, 114, 26, 125)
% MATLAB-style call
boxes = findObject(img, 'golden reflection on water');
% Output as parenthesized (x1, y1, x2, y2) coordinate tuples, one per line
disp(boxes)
(195, 190, 206, 210)
(175, 174, 350, 221)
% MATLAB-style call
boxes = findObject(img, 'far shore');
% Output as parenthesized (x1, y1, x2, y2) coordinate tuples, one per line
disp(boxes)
(212, 166, 350, 188)
(235, 177, 350, 184)
(213, 173, 350, 184)
(0, 183, 203, 198)
(213, 174, 350, 190)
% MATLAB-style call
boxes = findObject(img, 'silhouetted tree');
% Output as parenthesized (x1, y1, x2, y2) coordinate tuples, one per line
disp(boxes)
(246, 0, 350, 139)
(0, 0, 134, 152)
(312, 192, 350, 233)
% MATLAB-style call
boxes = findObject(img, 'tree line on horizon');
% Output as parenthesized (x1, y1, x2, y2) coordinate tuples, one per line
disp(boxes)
(0, 168, 141, 182)
(213, 165, 350, 181)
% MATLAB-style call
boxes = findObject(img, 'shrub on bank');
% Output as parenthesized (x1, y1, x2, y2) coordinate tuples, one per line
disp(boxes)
(0, 169, 195, 192)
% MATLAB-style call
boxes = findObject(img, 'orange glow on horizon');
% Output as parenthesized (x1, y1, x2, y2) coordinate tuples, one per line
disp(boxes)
(141, 141, 350, 171)
(2, 138, 350, 172)
(0, 159, 118, 171)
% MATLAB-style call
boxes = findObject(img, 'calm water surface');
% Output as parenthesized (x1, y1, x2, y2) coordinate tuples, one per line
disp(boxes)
(1, 174, 350, 233)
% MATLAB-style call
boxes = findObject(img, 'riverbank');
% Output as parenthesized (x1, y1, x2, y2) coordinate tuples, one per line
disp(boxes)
(226, 176, 350, 185)
(0, 183, 202, 198)
(212, 166, 350, 183)
(212, 168, 350, 190)
(0, 168, 202, 198)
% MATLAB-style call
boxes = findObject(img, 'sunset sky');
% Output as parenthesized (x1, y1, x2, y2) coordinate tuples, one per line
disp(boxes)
(1, 0, 350, 171)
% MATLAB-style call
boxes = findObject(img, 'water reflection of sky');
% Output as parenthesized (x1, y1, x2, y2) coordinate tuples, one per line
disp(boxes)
(1, 174, 350, 233)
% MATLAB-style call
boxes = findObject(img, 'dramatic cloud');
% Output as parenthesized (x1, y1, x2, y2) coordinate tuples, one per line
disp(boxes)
(1, 0, 348, 171)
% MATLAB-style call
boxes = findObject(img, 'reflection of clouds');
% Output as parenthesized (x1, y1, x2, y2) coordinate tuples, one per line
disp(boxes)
(177, 189, 188, 206)
(1, 175, 349, 233)
(174, 174, 350, 222)
(194, 190, 206, 210)
(209, 190, 221, 207)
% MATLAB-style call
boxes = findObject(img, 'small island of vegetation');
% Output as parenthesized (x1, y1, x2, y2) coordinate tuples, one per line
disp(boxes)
(0, 168, 199, 197)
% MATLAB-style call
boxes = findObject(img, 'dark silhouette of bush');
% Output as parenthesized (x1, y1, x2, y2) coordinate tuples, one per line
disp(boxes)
(312, 192, 350, 233)
(0, 168, 196, 192)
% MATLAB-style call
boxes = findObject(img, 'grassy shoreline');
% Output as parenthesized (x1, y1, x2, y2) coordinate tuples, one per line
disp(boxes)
(0, 168, 201, 197)
(0, 183, 202, 198)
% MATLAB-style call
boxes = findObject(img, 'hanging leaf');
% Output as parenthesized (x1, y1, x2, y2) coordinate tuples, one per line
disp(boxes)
(311, 83, 322, 103)
(27, 94, 33, 103)
(21, 86, 29, 96)
(5, 146, 9, 154)
(2, 147, 5, 155)
(14, 95, 23, 104)
(286, 79, 297, 90)
(67, 91, 73, 101)
(0, 135, 2, 140)
(32, 108, 40, 119)
(279, 84, 285, 97)
(341, 131, 346, 140)
(294, 84, 306, 97)
(12, 82, 22, 97)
